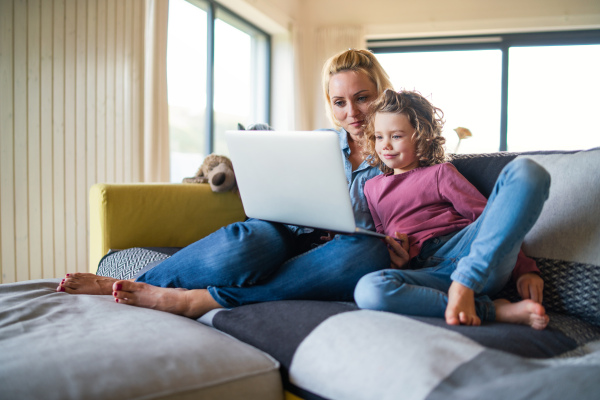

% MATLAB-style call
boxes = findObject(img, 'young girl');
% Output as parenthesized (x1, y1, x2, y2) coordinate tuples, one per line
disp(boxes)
(354, 89, 551, 329)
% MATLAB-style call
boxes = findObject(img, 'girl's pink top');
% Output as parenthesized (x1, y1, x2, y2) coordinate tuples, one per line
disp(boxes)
(364, 162, 538, 279)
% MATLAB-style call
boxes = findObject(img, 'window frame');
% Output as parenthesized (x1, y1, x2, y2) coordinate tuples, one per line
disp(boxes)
(368, 30, 600, 151)
(185, 0, 272, 154)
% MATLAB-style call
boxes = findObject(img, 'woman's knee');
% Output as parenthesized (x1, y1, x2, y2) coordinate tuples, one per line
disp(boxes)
(223, 219, 293, 256)
(225, 219, 287, 242)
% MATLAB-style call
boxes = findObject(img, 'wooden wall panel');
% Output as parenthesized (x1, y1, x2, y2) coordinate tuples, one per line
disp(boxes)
(0, 0, 16, 283)
(40, 0, 55, 279)
(0, 0, 146, 283)
(64, 0, 77, 278)
(13, 0, 29, 282)
(76, 0, 88, 274)
(52, 0, 67, 279)
(27, 0, 42, 280)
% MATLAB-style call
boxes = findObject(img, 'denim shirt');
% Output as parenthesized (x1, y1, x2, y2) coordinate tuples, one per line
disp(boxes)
(334, 128, 382, 230)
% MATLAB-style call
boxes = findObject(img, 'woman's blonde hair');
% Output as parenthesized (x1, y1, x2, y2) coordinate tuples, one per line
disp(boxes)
(322, 49, 394, 128)
(364, 89, 446, 174)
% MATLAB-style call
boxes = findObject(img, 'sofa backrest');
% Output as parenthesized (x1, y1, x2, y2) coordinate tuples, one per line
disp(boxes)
(449, 147, 600, 267)
(450, 147, 600, 326)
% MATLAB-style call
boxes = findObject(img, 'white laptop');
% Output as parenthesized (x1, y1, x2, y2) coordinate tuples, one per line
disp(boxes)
(225, 130, 386, 238)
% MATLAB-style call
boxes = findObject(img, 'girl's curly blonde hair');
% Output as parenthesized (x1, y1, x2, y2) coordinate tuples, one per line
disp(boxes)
(363, 89, 447, 174)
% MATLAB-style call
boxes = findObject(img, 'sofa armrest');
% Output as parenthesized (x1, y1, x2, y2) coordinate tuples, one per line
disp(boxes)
(89, 183, 246, 273)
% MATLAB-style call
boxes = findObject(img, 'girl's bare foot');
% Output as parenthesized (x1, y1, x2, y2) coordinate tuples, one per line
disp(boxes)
(494, 298, 549, 330)
(445, 281, 481, 326)
(112, 281, 223, 319)
(57, 273, 121, 295)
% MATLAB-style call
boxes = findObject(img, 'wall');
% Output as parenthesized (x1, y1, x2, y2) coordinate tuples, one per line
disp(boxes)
(301, 0, 600, 39)
(0, 0, 146, 283)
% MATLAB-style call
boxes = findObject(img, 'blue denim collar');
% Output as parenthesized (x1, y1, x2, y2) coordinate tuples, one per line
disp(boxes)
(337, 128, 373, 174)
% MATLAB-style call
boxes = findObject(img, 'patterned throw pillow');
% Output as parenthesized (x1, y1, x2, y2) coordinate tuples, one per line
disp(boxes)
(96, 247, 180, 280)
(495, 257, 600, 327)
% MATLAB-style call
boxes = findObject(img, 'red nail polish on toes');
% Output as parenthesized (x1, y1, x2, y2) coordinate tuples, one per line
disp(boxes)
(114, 283, 122, 291)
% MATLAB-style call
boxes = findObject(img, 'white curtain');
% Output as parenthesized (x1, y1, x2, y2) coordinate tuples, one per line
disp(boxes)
(143, 0, 170, 182)
(294, 25, 365, 131)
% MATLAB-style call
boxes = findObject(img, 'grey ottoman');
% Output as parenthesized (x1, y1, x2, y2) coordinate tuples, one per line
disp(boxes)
(0, 279, 283, 400)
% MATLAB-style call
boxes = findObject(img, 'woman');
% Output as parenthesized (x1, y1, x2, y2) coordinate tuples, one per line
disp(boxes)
(59, 49, 395, 317)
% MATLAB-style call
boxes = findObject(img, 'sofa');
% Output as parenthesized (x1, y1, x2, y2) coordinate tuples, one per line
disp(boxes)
(1, 148, 599, 400)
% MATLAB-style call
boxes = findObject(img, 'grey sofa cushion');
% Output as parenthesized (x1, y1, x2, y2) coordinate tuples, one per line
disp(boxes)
(0, 279, 283, 400)
(201, 300, 600, 400)
(450, 147, 600, 267)
(519, 148, 600, 266)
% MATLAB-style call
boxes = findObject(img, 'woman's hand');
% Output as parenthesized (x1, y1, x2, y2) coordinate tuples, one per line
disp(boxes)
(320, 231, 335, 242)
(385, 232, 410, 269)
(516, 272, 544, 303)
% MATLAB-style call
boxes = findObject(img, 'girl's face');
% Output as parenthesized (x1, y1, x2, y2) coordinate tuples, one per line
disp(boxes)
(374, 112, 420, 175)
(328, 71, 378, 138)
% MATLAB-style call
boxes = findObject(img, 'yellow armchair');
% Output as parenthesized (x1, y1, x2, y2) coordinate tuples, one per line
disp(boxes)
(89, 183, 246, 273)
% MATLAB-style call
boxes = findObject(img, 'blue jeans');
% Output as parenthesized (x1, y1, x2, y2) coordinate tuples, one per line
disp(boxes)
(136, 218, 390, 308)
(354, 158, 551, 321)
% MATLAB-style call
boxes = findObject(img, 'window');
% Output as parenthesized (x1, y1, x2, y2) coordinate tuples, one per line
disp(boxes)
(213, 9, 270, 155)
(507, 45, 600, 152)
(167, 0, 270, 182)
(370, 30, 600, 153)
(376, 50, 502, 154)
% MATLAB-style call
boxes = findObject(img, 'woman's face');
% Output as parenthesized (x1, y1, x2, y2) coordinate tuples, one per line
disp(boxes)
(328, 71, 378, 138)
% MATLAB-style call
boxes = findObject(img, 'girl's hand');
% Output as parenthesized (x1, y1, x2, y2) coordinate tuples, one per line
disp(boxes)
(385, 232, 410, 269)
(516, 272, 544, 303)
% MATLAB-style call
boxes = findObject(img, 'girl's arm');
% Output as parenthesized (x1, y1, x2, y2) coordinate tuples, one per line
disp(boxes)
(365, 183, 385, 234)
(385, 232, 410, 269)
(365, 180, 410, 269)
(516, 272, 544, 303)
(512, 251, 543, 302)
(437, 163, 486, 222)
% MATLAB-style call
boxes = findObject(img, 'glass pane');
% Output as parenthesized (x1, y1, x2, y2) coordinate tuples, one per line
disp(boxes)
(507, 45, 600, 152)
(213, 10, 269, 156)
(167, 0, 207, 182)
(376, 50, 503, 154)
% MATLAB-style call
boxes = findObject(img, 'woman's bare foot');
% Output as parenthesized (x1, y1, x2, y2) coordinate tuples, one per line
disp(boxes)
(446, 281, 481, 326)
(494, 298, 549, 330)
(112, 281, 223, 319)
(56, 273, 123, 295)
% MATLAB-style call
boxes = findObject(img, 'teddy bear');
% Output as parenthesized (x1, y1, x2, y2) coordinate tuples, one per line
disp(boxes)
(182, 154, 237, 193)
(183, 123, 272, 192)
